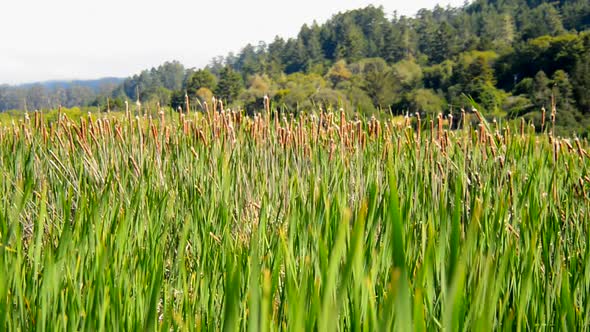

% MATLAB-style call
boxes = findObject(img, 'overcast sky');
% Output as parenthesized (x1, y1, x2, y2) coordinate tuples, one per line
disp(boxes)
(0, 0, 467, 85)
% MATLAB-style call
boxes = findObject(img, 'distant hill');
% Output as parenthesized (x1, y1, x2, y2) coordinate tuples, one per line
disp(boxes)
(0, 77, 125, 111)
(18, 77, 124, 92)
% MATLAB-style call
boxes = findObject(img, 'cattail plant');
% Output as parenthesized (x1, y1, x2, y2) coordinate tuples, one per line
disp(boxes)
(0, 101, 588, 331)
(185, 91, 190, 114)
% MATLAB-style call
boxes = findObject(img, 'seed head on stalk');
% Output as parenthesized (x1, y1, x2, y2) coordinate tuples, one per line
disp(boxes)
(574, 137, 588, 158)
(460, 108, 466, 129)
(437, 113, 443, 143)
(478, 123, 485, 144)
(415, 112, 421, 142)
(33, 110, 39, 129)
(159, 109, 165, 130)
(125, 100, 130, 124)
(562, 138, 572, 151)
(553, 138, 559, 164)
(340, 109, 346, 144)
(136, 99, 141, 116)
(264, 95, 270, 114)
(185, 91, 190, 114)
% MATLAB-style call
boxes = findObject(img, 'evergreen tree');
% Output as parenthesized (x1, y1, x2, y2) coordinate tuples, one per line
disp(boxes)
(430, 21, 455, 64)
(573, 53, 590, 114)
(335, 17, 367, 61)
(215, 66, 244, 104)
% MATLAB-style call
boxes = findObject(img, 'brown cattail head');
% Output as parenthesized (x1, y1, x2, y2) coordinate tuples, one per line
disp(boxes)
(33, 110, 40, 129)
(472, 108, 484, 124)
(136, 99, 141, 116)
(574, 137, 587, 158)
(159, 109, 165, 127)
(416, 112, 421, 142)
(460, 108, 466, 129)
(57, 105, 63, 128)
(553, 139, 559, 163)
(328, 138, 335, 161)
(185, 92, 190, 114)
(125, 100, 131, 125)
(437, 113, 443, 142)
(264, 95, 270, 114)
(340, 109, 346, 143)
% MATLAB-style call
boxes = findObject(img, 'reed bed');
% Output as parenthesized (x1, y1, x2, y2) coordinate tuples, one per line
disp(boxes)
(0, 106, 589, 330)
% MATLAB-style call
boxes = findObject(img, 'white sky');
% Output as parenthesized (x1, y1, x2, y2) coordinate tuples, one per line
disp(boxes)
(0, 0, 467, 85)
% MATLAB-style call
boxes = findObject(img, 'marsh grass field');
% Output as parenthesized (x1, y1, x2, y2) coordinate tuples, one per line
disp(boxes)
(0, 104, 589, 330)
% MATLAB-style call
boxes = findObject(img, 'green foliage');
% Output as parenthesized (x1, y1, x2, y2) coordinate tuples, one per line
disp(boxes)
(351, 58, 398, 109)
(391, 59, 424, 90)
(424, 60, 454, 91)
(407, 88, 446, 116)
(170, 90, 185, 111)
(447, 51, 507, 114)
(519, 3, 565, 40)
(122, 61, 186, 101)
(326, 60, 352, 87)
(215, 66, 244, 104)
(573, 49, 590, 114)
(195, 87, 214, 108)
(241, 75, 272, 115)
(503, 95, 534, 117)
(274, 73, 326, 111)
(186, 69, 217, 99)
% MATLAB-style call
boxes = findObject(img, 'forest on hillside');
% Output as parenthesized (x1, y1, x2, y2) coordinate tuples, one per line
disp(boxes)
(1, 0, 590, 136)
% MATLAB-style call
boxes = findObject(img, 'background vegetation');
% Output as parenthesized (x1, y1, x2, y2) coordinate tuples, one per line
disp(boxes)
(2, 0, 590, 136)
